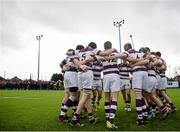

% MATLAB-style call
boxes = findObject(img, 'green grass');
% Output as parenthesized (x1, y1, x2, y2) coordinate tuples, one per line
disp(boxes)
(0, 89, 180, 131)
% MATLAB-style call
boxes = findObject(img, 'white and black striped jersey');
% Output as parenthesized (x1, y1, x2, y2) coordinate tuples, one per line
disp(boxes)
(60, 54, 78, 72)
(118, 63, 132, 79)
(92, 61, 103, 80)
(127, 49, 146, 71)
(102, 51, 119, 75)
(77, 47, 101, 67)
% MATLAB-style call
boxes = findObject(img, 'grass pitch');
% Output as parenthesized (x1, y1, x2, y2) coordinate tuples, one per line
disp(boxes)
(0, 89, 180, 131)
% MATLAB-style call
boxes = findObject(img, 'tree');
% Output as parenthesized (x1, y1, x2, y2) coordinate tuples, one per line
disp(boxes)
(50, 73, 63, 82)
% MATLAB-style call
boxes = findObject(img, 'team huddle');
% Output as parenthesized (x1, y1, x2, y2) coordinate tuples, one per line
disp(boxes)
(58, 41, 176, 129)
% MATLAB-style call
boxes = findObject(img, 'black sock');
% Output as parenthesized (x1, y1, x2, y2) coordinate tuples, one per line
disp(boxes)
(105, 102, 110, 121)
(88, 113, 94, 121)
(136, 99, 143, 121)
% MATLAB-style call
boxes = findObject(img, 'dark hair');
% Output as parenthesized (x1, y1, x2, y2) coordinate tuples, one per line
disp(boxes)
(88, 42, 97, 49)
(104, 41, 112, 49)
(76, 45, 84, 50)
(139, 47, 146, 53)
(124, 43, 132, 51)
(151, 52, 155, 55)
(145, 47, 150, 52)
(155, 51, 161, 57)
(67, 49, 74, 52)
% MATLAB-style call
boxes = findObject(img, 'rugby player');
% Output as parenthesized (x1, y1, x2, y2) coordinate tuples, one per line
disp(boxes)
(101, 41, 128, 129)
(59, 48, 85, 123)
(118, 60, 132, 112)
(71, 42, 116, 126)
(123, 43, 150, 125)
(59, 45, 91, 123)
(127, 47, 171, 122)
(91, 60, 103, 111)
(155, 51, 177, 113)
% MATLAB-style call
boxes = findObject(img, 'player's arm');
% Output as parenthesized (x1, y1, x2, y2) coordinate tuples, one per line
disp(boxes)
(125, 57, 144, 63)
(131, 59, 149, 67)
(73, 58, 92, 71)
(157, 64, 166, 71)
(103, 55, 115, 61)
(60, 59, 70, 72)
(62, 64, 71, 71)
(149, 58, 160, 67)
(81, 55, 106, 63)
(98, 48, 116, 56)
(103, 55, 117, 61)
(114, 52, 128, 60)
(73, 58, 82, 68)
(80, 56, 96, 64)
(103, 52, 128, 61)
(60, 59, 66, 69)
(95, 55, 106, 61)
(155, 58, 166, 71)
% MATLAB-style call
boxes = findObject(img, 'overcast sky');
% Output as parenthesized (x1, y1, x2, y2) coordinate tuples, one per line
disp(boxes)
(0, 0, 180, 80)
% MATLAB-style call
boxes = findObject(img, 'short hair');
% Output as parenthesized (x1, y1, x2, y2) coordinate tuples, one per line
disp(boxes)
(139, 47, 146, 53)
(104, 41, 112, 49)
(145, 47, 150, 53)
(151, 52, 155, 55)
(66, 49, 75, 55)
(124, 43, 132, 51)
(67, 49, 74, 52)
(88, 42, 97, 49)
(76, 45, 84, 50)
(155, 51, 161, 57)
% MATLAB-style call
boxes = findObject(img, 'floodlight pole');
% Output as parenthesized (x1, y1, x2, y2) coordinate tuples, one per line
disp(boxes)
(130, 35, 135, 49)
(113, 20, 124, 52)
(36, 35, 43, 81)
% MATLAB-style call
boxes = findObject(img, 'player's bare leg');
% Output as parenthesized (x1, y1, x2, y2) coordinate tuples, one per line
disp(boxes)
(62, 91, 70, 105)
(160, 90, 176, 113)
(77, 91, 87, 114)
(143, 91, 171, 120)
(151, 90, 159, 113)
(71, 91, 89, 126)
(85, 95, 98, 124)
(59, 90, 78, 123)
(74, 92, 90, 114)
(71, 89, 97, 126)
(157, 90, 165, 102)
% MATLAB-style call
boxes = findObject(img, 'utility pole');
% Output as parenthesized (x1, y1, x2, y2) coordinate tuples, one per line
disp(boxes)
(113, 20, 125, 52)
(36, 35, 43, 81)
(130, 35, 135, 49)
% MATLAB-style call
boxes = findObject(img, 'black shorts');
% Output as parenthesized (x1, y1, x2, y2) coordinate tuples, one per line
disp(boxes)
(69, 87, 78, 92)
